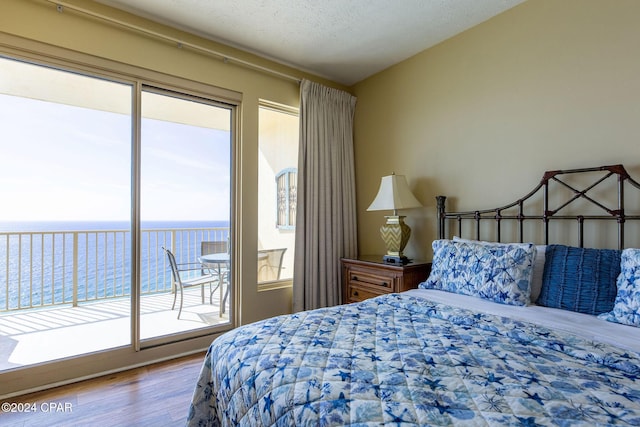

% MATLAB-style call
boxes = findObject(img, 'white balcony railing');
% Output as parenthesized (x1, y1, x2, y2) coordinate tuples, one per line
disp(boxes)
(0, 226, 228, 312)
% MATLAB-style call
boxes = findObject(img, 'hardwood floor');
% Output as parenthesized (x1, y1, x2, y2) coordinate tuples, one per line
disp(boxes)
(0, 352, 206, 427)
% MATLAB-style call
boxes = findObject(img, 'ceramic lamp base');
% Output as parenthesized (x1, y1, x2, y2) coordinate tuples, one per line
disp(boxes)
(379, 215, 411, 263)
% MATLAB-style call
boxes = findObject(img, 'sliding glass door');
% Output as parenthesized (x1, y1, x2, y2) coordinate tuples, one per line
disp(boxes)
(0, 56, 234, 370)
(0, 57, 133, 368)
(139, 88, 232, 341)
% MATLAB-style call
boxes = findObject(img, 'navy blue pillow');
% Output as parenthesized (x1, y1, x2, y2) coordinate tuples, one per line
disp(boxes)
(536, 244, 620, 315)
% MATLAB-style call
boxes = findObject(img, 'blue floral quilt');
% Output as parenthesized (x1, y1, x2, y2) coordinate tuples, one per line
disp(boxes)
(187, 294, 640, 426)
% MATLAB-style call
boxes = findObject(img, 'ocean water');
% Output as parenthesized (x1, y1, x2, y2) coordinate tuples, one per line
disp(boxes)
(0, 220, 230, 310)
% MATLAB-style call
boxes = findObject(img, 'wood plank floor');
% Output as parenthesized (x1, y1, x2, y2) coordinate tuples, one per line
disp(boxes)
(0, 352, 206, 427)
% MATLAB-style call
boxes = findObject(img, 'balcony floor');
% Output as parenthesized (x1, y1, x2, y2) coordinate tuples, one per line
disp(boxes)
(0, 288, 228, 371)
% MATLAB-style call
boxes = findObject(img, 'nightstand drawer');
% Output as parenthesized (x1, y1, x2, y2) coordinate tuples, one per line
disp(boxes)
(348, 270, 392, 289)
(341, 256, 431, 304)
(348, 285, 385, 302)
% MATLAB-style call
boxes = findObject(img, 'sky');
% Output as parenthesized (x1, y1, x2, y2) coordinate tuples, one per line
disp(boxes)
(0, 92, 231, 223)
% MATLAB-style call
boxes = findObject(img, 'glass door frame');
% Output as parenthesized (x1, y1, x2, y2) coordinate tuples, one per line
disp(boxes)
(0, 27, 242, 398)
(0, 46, 240, 358)
(134, 83, 237, 349)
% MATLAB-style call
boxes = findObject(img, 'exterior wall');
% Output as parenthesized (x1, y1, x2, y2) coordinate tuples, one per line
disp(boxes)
(258, 107, 298, 279)
(353, 0, 640, 260)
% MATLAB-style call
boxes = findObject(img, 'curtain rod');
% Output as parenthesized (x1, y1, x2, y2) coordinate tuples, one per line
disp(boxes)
(47, 0, 302, 83)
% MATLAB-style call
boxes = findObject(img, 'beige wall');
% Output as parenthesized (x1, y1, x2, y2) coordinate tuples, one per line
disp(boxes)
(353, 0, 640, 260)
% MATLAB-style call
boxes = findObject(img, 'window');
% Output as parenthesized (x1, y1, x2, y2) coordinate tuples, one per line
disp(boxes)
(276, 168, 297, 229)
(258, 102, 299, 284)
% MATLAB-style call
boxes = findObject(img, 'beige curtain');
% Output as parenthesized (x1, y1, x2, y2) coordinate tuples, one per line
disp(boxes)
(293, 79, 358, 312)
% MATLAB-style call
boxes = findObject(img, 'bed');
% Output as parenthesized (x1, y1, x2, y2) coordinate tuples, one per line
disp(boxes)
(187, 164, 640, 426)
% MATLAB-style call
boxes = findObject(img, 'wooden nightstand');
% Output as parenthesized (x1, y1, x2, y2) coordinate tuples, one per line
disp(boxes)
(341, 256, 431, 304)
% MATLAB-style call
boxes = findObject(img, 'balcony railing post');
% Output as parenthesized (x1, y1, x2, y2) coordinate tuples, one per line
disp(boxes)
(170, 230, 177, 294)
(73, 232, 78, 307)
(4, 238, 8, 311)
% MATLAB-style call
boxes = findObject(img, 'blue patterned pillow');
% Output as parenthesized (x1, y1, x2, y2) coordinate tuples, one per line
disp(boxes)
(598, 248, 640, 327)
(536, 245, 620, 315)
(420, 239, 536, 306)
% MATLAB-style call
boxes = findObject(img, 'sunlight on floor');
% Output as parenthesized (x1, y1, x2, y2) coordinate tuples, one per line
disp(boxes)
(0, 289, 228, 370)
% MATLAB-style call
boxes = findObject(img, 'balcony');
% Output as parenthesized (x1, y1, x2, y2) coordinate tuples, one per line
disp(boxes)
(0, 225, 230, 370)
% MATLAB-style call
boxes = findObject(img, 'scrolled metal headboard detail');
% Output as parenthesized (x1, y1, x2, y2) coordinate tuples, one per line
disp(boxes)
(437, 164, 640, 249)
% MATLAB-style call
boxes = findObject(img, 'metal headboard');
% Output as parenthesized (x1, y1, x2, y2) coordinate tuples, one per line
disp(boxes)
(437, 164, 640, 249)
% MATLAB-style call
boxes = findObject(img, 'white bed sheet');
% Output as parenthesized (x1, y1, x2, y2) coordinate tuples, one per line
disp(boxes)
(405, 288, 640, 354)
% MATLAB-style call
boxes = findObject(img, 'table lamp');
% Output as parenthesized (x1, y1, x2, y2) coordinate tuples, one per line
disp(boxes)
(367, 173, 422, 264)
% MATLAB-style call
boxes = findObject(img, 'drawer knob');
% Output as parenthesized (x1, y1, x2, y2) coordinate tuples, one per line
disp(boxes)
(353, 275, 359, 281)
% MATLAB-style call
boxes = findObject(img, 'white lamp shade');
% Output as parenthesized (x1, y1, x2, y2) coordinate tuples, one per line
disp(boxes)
(367, 174, 422, 212)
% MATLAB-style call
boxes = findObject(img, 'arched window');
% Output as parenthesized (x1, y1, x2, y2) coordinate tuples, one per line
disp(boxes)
(276, 168, 297, 229)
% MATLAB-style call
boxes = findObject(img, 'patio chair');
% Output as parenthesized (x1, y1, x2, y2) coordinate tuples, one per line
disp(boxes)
(257, 248, 287, 282)
(162, 247, 220, 319)
(201, 241, 230, 315)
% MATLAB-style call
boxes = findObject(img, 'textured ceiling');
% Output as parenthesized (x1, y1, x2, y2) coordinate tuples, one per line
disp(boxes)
(95, 0, 526, 86)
